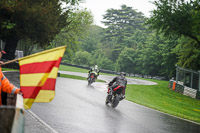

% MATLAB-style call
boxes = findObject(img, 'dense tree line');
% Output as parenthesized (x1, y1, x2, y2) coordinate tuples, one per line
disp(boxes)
(0, 0, 83, 59)
(1, 0, 199, 80)
(68, 0, 200, 79)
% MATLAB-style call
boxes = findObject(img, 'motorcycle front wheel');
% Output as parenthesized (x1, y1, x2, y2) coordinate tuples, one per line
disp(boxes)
(111, 95, 120, 108)
(105, 95, 111, 105)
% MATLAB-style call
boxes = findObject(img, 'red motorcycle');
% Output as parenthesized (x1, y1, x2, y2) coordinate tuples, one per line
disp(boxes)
(105, 85, 125, 108)
(88, 73, 96, 85)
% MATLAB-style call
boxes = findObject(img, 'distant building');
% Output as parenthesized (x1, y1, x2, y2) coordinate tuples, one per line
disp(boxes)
(15, 50, 24, 59)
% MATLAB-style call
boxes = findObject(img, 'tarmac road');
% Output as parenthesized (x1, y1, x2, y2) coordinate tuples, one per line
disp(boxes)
(3, 71, 200, 133)
(58, 71, 157, 85)
(30, 76, 200, 133)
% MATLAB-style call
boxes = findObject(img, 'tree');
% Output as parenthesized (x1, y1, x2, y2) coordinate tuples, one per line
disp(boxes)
(174, 37, 200, 70)
(102, 5, 146, 46)
(116, 47, 138, 74)
(0, 0, 80, 59)
(101, 5, 147, 62)
(72, 51, 92, 66)
(16, 40, 43, 56)
(50, 8, 93, 62)
(97, 56, 114, 70)
(134, 32, 178, 78)
(80, 25, 103, 53)
(146, 0, 200, 45)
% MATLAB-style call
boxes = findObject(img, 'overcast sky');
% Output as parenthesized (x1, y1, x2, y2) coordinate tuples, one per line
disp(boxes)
(79, 0, 156, 27)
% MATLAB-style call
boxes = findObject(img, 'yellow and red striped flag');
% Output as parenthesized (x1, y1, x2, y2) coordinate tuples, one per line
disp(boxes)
(19, 46, 66, 109)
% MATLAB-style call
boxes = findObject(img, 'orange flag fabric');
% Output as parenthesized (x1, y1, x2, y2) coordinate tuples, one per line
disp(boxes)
(19, 46, 66, 109)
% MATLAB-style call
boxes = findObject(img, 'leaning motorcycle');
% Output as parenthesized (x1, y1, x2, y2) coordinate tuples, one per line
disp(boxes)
(105, 86, 125, 108)
(87, 72, 96, 85)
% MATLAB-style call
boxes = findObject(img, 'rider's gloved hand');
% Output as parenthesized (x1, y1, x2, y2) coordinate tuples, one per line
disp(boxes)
(108, 83, 112, 86)
(18, 89, 23, 96)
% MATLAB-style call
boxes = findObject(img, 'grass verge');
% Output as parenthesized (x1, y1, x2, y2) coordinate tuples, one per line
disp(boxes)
(59, 65, 89, 73)
(126, 80, 200, 123)
(59, 65, 117, 76)
(2, 68, 19, 71)
(60, 73, 105, 83)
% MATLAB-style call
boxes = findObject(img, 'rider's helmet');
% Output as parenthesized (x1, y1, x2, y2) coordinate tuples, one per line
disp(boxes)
(94, 65, 98, 70)
(120, 72, 126, 76)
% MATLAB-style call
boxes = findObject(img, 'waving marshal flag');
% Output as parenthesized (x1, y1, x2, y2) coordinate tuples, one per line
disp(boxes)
(19, 46, 66, 109)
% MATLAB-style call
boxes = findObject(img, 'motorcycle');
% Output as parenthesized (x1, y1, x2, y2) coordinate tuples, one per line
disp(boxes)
(87, 72, 96, 85)
(105, 85, 125, 108)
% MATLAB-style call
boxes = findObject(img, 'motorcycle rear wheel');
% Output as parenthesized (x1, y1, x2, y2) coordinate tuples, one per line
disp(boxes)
(88, 78, 92, 85)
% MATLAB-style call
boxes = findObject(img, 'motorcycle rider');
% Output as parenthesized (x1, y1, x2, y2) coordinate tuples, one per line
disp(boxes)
(88, 65, 99, 80)
(108, 72, 127, 99)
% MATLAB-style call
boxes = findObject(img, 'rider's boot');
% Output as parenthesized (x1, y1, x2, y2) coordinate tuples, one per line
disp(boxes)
(109, 88, 113, 95)
(120, 94, 125, 100)
(107, 87, 112, 95)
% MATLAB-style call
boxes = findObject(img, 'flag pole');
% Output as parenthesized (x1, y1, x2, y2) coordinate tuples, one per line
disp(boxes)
(0, 46, 66, 66)
(0, 58, 19, 66)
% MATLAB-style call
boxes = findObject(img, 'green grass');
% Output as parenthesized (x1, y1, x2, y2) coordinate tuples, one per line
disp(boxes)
(59, 65, 89, 73)
(2, 68, 19, 71)
(59, 65, 200, 123)
(59, 65, 117, 76)
(60, 73, 105, 83)
(126, 80, 200, 123)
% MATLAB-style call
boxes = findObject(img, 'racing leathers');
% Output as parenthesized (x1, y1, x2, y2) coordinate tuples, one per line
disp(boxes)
(88, 68, 99, 79)
(108, 75, 127, 96)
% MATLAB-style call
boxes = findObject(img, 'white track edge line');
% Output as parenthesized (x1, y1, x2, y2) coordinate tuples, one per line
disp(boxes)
(125, 100, 200, 125)
(26, 110, 58, 133)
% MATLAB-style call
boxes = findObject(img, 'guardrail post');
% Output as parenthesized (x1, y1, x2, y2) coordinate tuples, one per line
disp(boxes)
(191, 72, 193, 88)
(176, 65, 178, 83)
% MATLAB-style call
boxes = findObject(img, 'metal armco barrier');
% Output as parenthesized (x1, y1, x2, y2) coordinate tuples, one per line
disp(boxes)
(0, 71, 24, 133)
(176, 66, 200, 91)
(60, 62, 120, 75)
(169, 66, 200, 100)
(169, 80, 200, 100)
(60, 62, 166, 79)
(11, 94, 24, 133)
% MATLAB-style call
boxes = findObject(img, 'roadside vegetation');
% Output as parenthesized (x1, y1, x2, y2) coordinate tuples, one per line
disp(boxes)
(1, 0, 199, 124)
(59, 65, 116, 76)
(126, 80, 200, 123)
(59, 73, 105, 83)
(59, 65, 89, 73)
(60, 65, 200, 123)
(59, 0, 200, 81)
(2, 68, 18, 71)
(1, 1, 199, 81)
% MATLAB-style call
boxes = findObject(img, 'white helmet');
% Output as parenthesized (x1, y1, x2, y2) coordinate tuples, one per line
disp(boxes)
(95, 65, 98, 69)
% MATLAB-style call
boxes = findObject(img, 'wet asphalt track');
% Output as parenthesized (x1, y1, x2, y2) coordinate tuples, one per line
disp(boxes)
(58, 71, 158, 85)
(3, 71, 200, 133)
